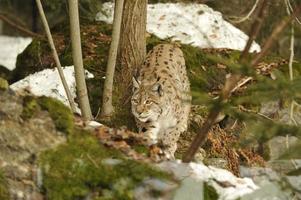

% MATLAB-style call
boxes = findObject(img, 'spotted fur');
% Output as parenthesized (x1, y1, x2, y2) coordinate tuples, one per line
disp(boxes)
(131, 44, 191, 159)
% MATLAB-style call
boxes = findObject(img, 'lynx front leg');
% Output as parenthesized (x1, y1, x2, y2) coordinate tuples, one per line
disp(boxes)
(137, 120, 160, 145)
(160, 127, 182, 160)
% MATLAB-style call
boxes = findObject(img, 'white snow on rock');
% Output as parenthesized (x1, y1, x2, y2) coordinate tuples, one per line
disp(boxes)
(0, 36, 32, 71)
(87, 121, 103, 128)
(10, 66, 94, 113)
(96, 3, 260, 52)
(158, 160, 258, 200)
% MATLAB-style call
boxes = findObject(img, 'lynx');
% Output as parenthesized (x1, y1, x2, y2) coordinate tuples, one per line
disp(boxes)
(131, 44, 191, 159)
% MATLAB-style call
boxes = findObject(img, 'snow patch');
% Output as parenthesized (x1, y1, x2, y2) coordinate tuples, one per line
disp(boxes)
(158, 160, 258, 200)
(10, 66, 94, 113)
(96, 3, 260, 52)
(0, 36, 32, 71)
(87, 121, 103, 128)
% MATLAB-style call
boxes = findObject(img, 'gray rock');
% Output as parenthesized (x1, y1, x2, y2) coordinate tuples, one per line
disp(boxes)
(241, 182, 292, 200)
(0, 89, 23, 121)
(173, 178, 204, 200)
(286, 175, 301, 192)
(0, 90, 66, 199)
(134, 178, 178, 200)
(260, 100, 301, 125)
(260, 101, 280, 119)
(240, 165, 301, 199)
(267, 159, 301, 175)
(239, 166, 280, 186)
(267, 136, 299, 160)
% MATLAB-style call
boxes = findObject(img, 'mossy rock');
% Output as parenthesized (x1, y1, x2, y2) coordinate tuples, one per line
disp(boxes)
(0, 78, 8, 91)
(12, 39, 51, 82)
(39, 129, 171, 200)
(21, 96, 74, 134)
(37, 96, 74, 134)
(0, 66, 12, 81)
(0, 171, 9, 200)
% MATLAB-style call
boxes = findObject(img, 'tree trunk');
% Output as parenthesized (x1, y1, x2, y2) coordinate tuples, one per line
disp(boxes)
(68, 0, 93, 120)
(117, 0, 147, 102)
(100, 0, 125, 119)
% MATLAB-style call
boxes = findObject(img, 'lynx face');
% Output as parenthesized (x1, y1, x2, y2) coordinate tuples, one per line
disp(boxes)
(131, 80, 163, 123)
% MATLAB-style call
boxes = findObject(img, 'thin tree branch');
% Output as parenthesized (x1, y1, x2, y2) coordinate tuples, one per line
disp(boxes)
(240, 0, 268, 59)
(251, 14, 297, 66)
(286, 0, 297, 125)
(230, 0, 260, 24)
(0, 14, 41, 37)
(35, 0, 77, 113)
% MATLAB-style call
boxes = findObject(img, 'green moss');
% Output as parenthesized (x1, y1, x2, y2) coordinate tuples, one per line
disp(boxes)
(0, 171, 9, 200)
(203, 183, 218, 200)
(0, 78, 8, 90)
(132, 144, 149, 155)
(20, 96, 74, 134)
(183, 45, 227, 93)
(59, 43, 73, 66)
(146, 34, 167, 51)
(40, 129, 171, 200)
(21, 96, 40, 119)
(96, 22, 113, 36)
(37, 96, 74, 134)
(13, 39, 50, 82)
(0, 66, 11, 82)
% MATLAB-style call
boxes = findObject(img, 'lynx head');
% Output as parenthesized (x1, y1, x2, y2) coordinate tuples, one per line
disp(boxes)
(131, 77, 164, 122)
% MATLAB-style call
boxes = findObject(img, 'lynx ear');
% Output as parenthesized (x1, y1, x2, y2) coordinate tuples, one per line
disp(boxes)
(132, 77, 140, 90)
(152, 83, 163, 96)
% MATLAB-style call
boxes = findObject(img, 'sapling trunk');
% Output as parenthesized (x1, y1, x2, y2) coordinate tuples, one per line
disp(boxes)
(100, 0, 125, 119)
(68, 0, 93, 120)
(35, 0, 77, 113)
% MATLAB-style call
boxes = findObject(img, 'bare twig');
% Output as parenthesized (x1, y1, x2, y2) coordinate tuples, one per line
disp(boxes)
(35, 0, 77, 113)
(251, 15, 296, 66)
(230, 0, 260, 24)
(240, 0, 268, 59)
(286, 0, 297, 125)
(286, 0, 301, 24)
(0, 14, 41, 37)
(230, 76, 253, 94)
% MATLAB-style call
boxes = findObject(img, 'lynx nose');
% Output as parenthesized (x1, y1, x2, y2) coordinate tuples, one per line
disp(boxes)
(136, 105, 144, 114)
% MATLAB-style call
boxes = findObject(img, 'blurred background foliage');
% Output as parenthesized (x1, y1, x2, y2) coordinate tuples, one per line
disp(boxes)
(1, 0, 301, 58)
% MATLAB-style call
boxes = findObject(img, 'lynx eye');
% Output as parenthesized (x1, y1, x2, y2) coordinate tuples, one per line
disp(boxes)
(145, 100, 152, 105)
